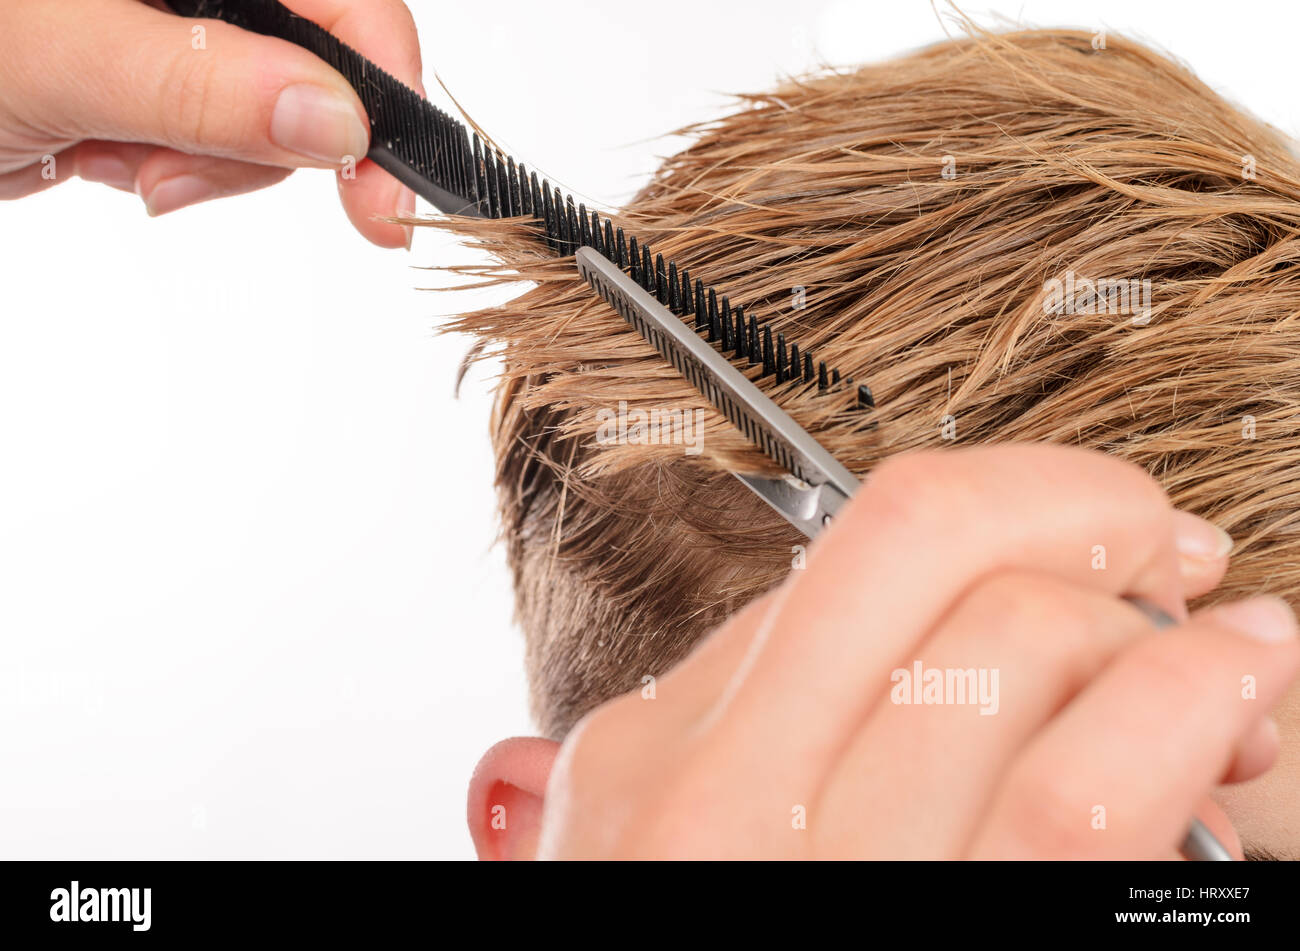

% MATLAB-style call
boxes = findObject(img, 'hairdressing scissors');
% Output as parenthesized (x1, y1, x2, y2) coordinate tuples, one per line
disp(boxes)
(574, 245, 1234, 863)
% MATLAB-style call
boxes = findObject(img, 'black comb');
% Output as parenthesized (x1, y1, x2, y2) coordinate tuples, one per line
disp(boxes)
(166, 0, 872, 411)
(576, 247, 859, 504)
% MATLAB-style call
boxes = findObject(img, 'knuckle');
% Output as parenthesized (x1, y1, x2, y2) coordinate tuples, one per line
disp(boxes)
(1123, 634, 1210, 701)
(1093, 452, 1171, 522)
(969, 572, 1098, 653)
(970, 570, 1056, 618)
(970, 572, 1068, 642)
(864, 450, 972, 537)
(159, 47, 222, 149)
(956, 580, 1064, 701)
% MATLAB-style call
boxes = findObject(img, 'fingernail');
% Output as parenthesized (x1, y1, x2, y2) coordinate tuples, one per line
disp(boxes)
(1173, 510, 1233, 561)
(144, 174, 217, 216)
(79, 155, 135, 192)
(1209, 596, 1297, 643)
(270, 84, 369, 166)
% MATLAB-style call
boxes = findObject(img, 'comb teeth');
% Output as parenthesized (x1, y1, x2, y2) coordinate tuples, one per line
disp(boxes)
(578, 252, 839, 484)
(497, 167, 863, 403)
(172, 0, 869, 413)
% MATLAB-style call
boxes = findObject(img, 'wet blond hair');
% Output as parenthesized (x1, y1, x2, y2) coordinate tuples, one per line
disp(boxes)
(423, 27, 1300, 738)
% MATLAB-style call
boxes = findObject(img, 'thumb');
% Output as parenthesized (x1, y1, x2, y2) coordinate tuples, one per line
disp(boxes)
(42, 1, 369, 170)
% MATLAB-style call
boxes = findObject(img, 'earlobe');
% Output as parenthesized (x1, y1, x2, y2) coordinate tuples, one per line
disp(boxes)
(467, 737, 560, 860)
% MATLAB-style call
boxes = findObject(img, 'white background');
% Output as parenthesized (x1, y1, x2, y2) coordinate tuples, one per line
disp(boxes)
(2, 0, 1298, 859)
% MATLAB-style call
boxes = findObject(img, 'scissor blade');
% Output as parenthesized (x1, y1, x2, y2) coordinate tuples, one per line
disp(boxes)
(574, 246, 858, 533)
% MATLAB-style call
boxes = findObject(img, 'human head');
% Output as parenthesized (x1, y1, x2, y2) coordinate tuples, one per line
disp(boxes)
(437, 27, 1300, 858)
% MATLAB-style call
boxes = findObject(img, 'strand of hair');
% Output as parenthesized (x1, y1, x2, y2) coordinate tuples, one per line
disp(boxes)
(454, 141, 867, 414)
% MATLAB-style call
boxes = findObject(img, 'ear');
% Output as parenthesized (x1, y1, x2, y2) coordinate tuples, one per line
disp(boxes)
(467, 736, 560, 860)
